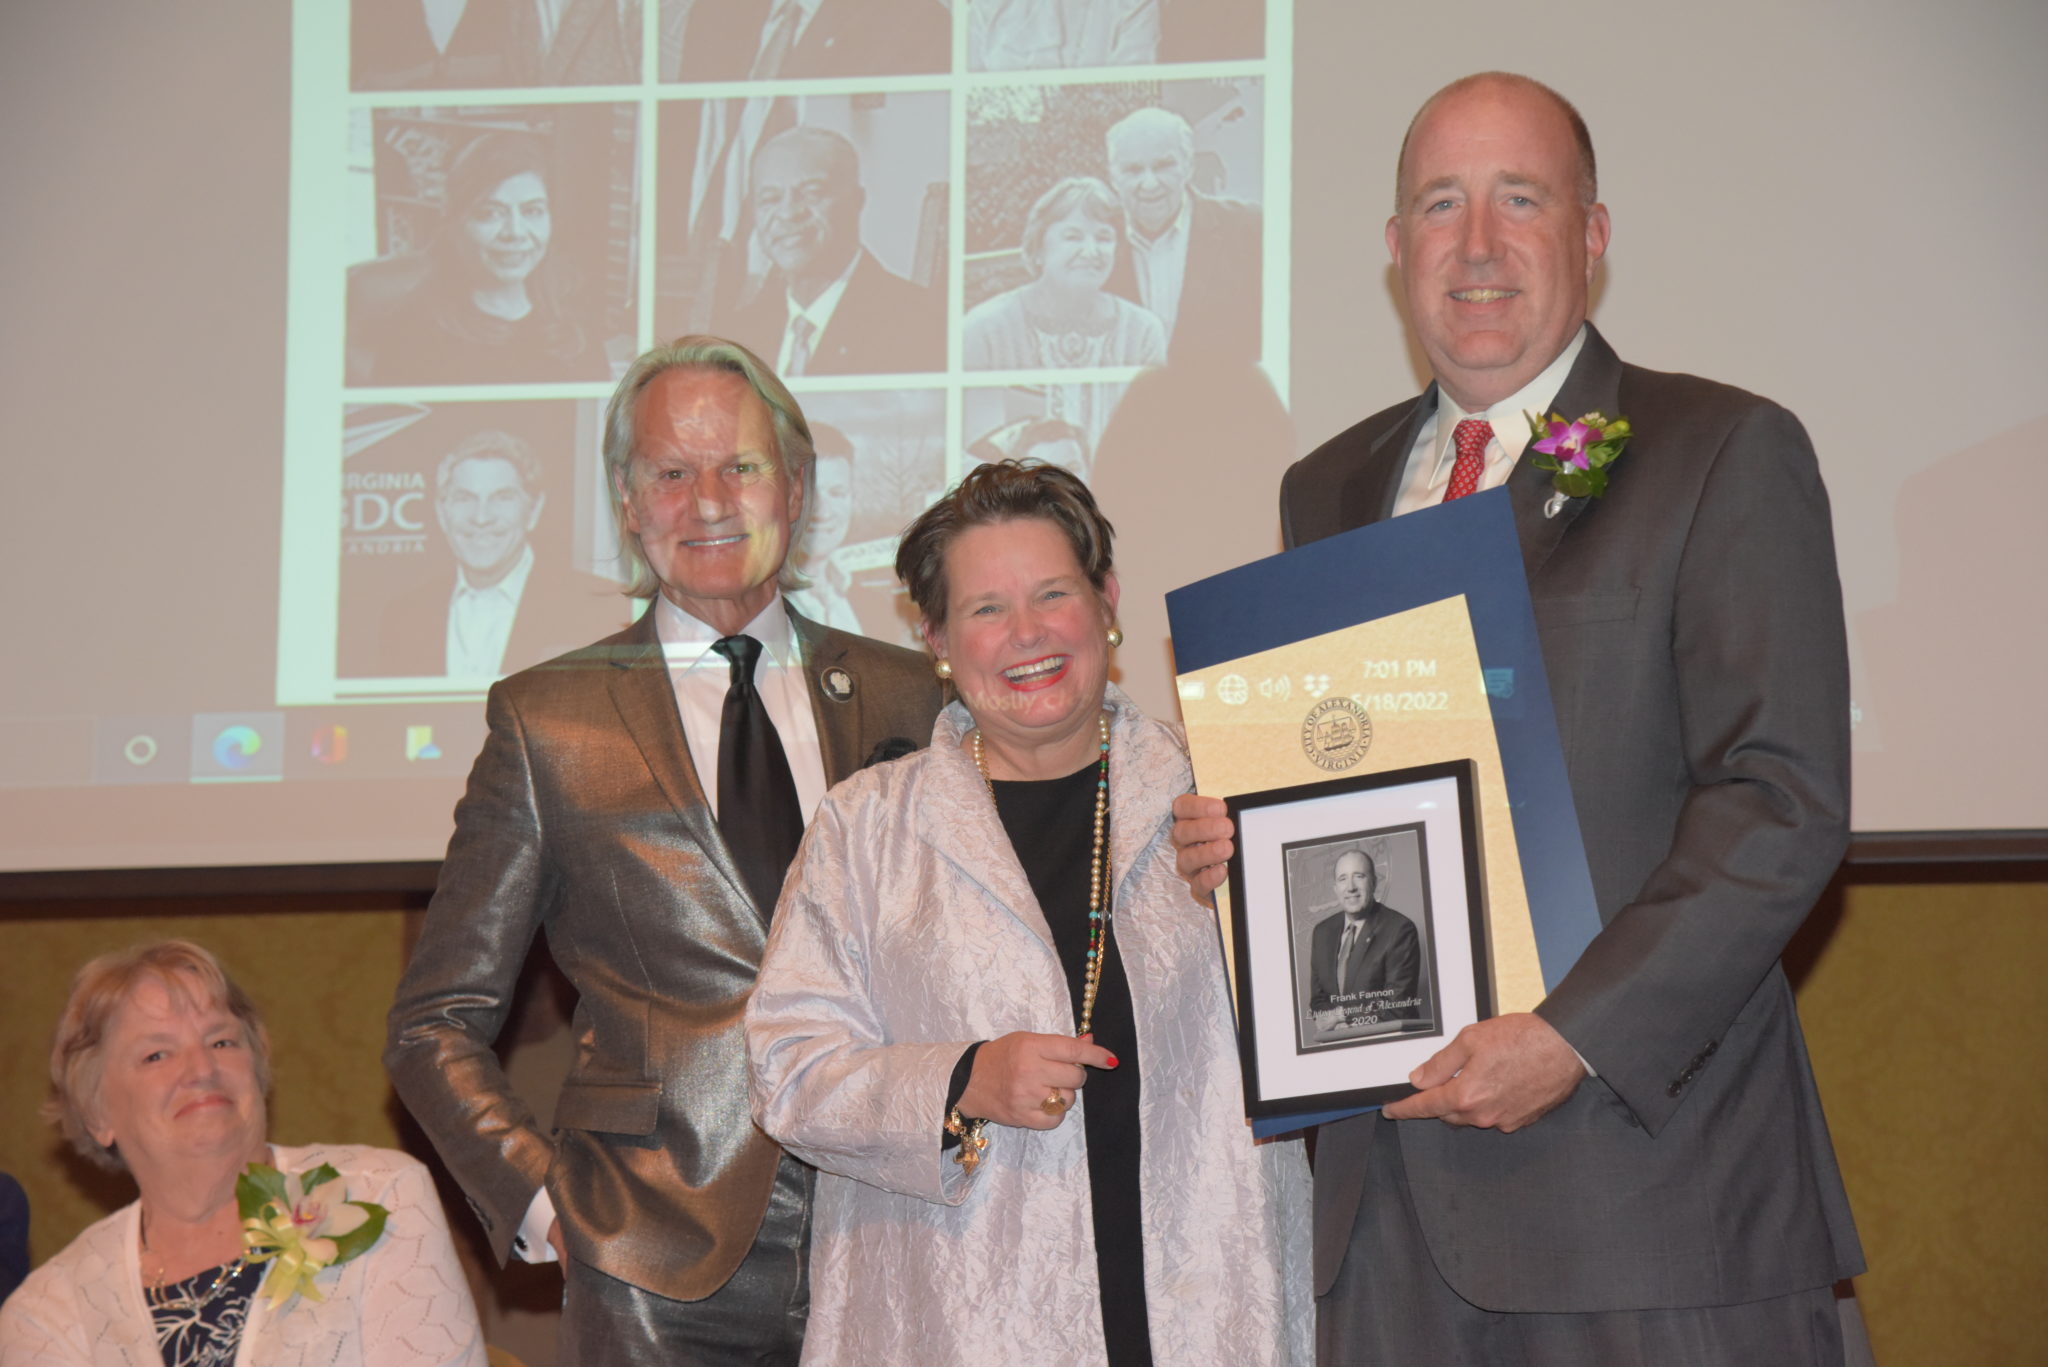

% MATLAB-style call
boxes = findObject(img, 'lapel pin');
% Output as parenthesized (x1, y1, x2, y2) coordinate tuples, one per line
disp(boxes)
(822, 666, 855, 701)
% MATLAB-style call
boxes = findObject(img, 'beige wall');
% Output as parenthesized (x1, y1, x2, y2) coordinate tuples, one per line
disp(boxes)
(1786, 877, 2048, 1366)
(5, 876, 2044, 1365)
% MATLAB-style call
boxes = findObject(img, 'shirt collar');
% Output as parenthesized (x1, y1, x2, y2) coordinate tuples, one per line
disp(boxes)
(788, 250, 862, 332)
(655, 591, 795, 676)
(1434, 324, 1589, 466)
(1129, 194, 1192, 255)
(454, 541, 535, 601)
(765, 0, 819, 30)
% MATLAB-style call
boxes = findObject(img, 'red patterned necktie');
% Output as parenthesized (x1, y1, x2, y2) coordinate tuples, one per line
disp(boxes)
(1442, 418, 1493, 502)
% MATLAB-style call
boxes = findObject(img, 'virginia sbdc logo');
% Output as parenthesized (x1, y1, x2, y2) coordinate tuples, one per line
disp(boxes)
(343, 468, 428, 556)
(191, 714, 285, 781)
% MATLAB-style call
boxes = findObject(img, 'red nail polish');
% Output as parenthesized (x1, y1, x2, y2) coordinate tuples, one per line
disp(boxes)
(1105, 1053, 1119, 1068)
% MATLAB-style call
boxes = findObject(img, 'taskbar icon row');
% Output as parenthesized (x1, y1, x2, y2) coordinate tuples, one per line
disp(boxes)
(91, 708, 486, 785)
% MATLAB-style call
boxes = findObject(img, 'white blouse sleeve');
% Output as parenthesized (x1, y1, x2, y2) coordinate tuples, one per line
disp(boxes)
(747, 793, 978, 1207)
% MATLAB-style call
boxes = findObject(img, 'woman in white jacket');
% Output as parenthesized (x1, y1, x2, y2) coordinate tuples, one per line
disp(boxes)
(747, 460, 1310, 1365)
(0, 940, 485, 1367)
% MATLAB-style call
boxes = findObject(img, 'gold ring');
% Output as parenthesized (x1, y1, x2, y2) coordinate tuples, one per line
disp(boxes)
(1040, 1089, 1067, 1115)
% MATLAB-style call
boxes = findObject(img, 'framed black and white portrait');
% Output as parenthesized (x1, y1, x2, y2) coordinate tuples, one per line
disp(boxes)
(1225, 759, 1493, 1118)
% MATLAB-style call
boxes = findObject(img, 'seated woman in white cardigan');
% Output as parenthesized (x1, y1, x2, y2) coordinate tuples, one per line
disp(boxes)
(0, 939, 485, 1367)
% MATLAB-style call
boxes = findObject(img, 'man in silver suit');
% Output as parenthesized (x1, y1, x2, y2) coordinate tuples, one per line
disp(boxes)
(386, 336, 944, 1365)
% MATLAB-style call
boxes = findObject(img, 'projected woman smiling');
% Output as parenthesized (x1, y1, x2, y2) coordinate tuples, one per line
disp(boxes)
(964, 177, 1166, 371)
(349, 131, 603, 386)
(460, 169, 551, 314)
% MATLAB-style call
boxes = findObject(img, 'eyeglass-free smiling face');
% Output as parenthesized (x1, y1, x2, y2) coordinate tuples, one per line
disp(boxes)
(1387, 77, 1609, 412)
(925, 516, 1119, 779)
(88, 973, 266, 1175)
(620, 367, 804, 636)
(462, 171, 552, 287)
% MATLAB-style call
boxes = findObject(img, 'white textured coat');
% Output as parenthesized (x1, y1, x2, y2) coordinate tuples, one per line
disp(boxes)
(748, 690, 1312, 1365)
(0, 1144, 486, 1367)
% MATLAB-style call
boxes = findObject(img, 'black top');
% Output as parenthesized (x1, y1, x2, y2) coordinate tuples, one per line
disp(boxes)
(148, 1258, 264, 1367)
(990, 760, 1153, 1367)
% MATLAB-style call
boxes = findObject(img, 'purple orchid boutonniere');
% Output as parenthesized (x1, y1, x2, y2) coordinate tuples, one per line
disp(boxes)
(1526, 410, 1633, 518)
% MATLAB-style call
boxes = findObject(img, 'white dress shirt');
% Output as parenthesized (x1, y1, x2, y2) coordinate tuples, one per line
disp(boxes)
(1391, 326, 1588, 516)
(778, 250, 862, 377)
(513, 590, 828, 1263)
(1125, 195, 1191, 338)
(1387, 328, 1599, 1081)
(445, 542, 534, 678)
(654, 591, 828, 824)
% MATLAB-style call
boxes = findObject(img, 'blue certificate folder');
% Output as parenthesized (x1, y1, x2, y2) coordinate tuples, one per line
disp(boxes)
(1165, 488, 1601, 1135)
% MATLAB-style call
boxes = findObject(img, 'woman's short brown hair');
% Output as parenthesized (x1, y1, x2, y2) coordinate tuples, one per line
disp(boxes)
(45, 940, 272, 1172)
(895, 458, 1116, 628)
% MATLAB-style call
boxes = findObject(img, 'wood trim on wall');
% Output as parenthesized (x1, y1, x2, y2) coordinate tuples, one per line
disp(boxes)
(2, 831, 2043, 906)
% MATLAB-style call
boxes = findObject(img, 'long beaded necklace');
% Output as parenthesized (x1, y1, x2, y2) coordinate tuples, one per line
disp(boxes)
(972, 713, 1112, 1036)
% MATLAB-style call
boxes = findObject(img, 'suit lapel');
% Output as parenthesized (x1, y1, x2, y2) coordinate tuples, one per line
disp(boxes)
(603, 608, 753, 908)
(818, 253, 874, 371)
(787, 604, 866, 786)
(1505, 324, 1626, 583)
(1343, 389, 1433, 531)
(540, 0, 600, 83)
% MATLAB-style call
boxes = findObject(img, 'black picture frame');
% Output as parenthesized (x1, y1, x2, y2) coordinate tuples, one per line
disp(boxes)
(1224, 758, 1493, 1119)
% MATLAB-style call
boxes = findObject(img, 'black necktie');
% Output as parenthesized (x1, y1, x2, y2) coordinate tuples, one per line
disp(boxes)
(710, 634, 805, 918)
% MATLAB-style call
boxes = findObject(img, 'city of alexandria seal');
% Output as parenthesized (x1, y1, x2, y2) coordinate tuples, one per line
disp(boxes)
(1301, 697, 1372, 771)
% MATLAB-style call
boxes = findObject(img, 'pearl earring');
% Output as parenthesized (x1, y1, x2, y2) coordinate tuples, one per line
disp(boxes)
(933, 658, 953, 680)
(1106, 626, 1124, 649)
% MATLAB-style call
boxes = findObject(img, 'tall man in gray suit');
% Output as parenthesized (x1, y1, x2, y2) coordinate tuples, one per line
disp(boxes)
(1175, 74, 1864, 1363)
(387, 337, 944, 1365)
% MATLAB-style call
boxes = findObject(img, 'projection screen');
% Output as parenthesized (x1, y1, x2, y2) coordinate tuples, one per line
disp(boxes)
(1, 0, 2041, 877)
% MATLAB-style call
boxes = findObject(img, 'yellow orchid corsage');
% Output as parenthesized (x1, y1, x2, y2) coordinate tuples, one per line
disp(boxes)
(238, 1161, 389, 1308)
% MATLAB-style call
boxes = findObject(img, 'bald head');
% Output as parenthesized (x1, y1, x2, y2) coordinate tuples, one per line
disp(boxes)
(1334, 849, 1376, 914)
(1383, 72, 1612, 410)
(1396, 73, 1596, 211)
(751, 127, 866, 297)
(1106, 107, 1196, 239)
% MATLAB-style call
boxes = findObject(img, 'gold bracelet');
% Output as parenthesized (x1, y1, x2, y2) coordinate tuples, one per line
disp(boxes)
(945, 1107, 990, 1174)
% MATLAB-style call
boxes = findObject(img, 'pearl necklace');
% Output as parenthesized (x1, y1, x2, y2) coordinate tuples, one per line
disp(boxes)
(972, 714, 1112, 1036)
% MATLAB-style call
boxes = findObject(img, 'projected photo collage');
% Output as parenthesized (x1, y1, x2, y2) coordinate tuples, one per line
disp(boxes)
(313, 0, 1279, 694)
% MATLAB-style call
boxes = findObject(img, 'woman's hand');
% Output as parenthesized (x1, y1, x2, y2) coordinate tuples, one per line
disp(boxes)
(957, 1031, 1118, 1130)
(1171, 793, 1234, 898)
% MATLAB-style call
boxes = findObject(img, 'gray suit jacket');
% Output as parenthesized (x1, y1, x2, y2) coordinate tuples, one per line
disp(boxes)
(385, 602, 943, 1301)
(1282, 325, 1865, 1313)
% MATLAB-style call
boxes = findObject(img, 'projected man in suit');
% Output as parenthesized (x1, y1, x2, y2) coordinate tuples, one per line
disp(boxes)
(1174, 73, 1863, 1364)
(1305, 849, 1420, 1035)
(1103, 107, 1262, 361)
(386, 338, 944, 1365)
(674, 0, 950, 80)
(713, 128, 944, 377)
(352, 0, 636, 90)
(375, 429, 626, 678)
